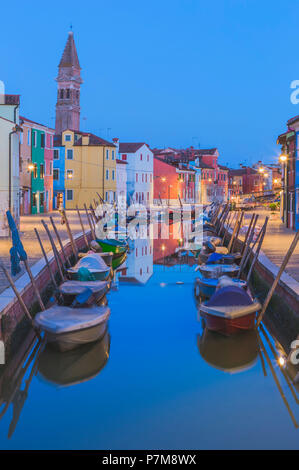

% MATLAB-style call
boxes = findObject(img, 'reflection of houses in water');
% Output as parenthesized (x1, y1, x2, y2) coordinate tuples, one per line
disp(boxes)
(118, 238, 153, 284)
(153, 237, 196, 267)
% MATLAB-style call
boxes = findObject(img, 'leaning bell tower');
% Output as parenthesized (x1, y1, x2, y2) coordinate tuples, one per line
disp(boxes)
(55, 31, 83, 134)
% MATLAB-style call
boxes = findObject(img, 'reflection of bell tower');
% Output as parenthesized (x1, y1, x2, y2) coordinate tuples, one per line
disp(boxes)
(55, 31, 83, 134)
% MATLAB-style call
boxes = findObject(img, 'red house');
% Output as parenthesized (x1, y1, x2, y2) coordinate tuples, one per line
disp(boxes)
(228, 167, 264, 199)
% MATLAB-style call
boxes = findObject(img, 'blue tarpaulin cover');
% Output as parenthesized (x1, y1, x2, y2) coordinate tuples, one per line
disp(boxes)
(207, 253, 224, 264)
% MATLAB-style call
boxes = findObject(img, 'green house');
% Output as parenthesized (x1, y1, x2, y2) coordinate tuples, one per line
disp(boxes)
(31, 128, 45, 214)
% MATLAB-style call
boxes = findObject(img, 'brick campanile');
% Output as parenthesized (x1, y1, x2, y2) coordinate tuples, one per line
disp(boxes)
(55, 31, 83, 134)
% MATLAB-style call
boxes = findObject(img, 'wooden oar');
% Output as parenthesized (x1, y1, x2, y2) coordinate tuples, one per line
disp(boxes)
(240, 213, 255, 256)
(34, 228, 58, 289)
(230, 211, 244, 253)
(49, 216, 71, 268)
(227, 212, 241, 252)
(256, 229, 299, 326)
(84, 203, 96, 239)
(60, 208, 78, 259)
(238, 214, 259, 277)
(41, 220, 64, 282)
(76, 205, 89, 249)
(246, 217, 268, 284)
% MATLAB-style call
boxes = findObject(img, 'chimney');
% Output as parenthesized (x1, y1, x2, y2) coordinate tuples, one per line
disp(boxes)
(113, 137, 119, 155)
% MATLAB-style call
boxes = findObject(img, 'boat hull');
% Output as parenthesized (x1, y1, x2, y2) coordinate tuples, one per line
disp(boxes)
(45, 322, 108, 352)
(200, 311, 256, 335)
(97, 239, 127, 254)
(69, 269, 111, 281)
(112, 251, 127, 270)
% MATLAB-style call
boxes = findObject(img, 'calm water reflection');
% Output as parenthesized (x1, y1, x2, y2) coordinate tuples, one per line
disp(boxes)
(0, 235, 299, 449)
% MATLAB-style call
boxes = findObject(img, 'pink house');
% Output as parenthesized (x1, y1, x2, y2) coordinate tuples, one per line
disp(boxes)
(44, 131, 54, 212)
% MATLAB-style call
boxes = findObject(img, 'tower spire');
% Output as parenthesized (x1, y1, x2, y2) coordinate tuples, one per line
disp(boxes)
(55, 31, 83, 134)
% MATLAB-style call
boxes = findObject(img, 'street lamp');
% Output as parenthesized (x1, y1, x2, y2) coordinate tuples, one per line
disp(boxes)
(279, 154, 287, 162)
(28, 163, 34, 172)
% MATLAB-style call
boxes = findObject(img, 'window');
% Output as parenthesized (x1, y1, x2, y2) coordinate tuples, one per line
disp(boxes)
(33, 131, 37, 147)
(106, 169, 109, 180)
(112, 150, 115, 160)
(105, 191, 108, 201)
(113, 192, 116, 201)
(53, 169, 59, 180)
(20, 132, 23, 144)
(150, 174, 152, 183)
(53, 149, 59, 160)
(66, 189, 73, 201)
(140, 154, 143, 161)
(67, 149, 73, 160)
(136, 173, 138, 182)
(32, 193, 37, 207)
(66, 89, 70, 99)
(33, 163, 37, 178)
(60, 89, 64, 99)
(40, 133, 45, 148)
(40, 164, 44, 179)
(142, 174, 144, 183)
(112, 170, 115, 180)
(27, 129, 31, 145)
(65, 134, 71, 142)
(147, 154, 149, 162)
(106, 150, 109, 160)
(40, 192, 44, 207)
(122, 154, 127, 161)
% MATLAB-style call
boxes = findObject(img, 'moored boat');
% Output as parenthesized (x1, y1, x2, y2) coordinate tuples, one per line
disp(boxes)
(197, 263, 239, 279)
(194, 272, 246, 299)
(67, 253, 111, 281)
(34, 305, 111, 352)
(199, 285, 261, 335)
(96, 238, 128, 254)
(59, 279, 109, 305)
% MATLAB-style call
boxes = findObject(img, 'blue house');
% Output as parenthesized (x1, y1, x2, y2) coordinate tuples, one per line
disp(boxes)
(53, 135, 66, 209)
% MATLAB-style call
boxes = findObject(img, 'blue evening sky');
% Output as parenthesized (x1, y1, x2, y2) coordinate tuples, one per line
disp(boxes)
(1, 0, 299, 167)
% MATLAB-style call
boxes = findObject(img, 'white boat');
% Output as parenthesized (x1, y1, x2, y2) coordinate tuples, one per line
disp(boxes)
(67, 253, 111, 281)
(34, 305, 110, 352)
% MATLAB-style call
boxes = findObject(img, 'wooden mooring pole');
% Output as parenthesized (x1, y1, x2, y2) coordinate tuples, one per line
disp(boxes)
(0, 263, 41, 338)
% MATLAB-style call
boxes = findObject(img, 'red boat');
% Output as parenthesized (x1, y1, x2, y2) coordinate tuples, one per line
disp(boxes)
(199, 285, 261, 336)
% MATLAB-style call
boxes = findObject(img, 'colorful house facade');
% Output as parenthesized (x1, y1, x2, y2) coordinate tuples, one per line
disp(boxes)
(0, 94, 21, 235)
(153, 147, 228, 204)
(277, 118, 298, 231)
(55, 129, 117, 209)
(20, 117, 54, 214)
(53, 134, 66, 209)
(119, 143, 154, 206)
(228, 167, 264, 200)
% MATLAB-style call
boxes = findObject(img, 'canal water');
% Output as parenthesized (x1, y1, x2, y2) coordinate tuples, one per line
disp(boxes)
(0, 235, 299, 449)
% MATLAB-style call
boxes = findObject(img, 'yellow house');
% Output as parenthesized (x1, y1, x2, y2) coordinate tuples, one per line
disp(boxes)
(61, 130, 117, 209)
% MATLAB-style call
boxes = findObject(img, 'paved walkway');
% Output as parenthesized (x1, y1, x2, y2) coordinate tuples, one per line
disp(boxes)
(242, 209, 299, 283)
(0, 211, 91, 293)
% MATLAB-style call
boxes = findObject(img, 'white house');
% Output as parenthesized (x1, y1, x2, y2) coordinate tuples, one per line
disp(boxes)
(119, 238, 153, 284)
(118, 143, 153, 207)
(0, 94, 21, 236)
(113, 138, 127, 208)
